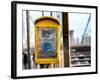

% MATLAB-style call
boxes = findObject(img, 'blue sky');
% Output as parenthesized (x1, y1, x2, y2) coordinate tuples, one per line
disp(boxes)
(69, 13, 91, 42)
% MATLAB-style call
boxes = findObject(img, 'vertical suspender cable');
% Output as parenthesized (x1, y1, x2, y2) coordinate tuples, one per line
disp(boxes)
(26, 10, 31, 69)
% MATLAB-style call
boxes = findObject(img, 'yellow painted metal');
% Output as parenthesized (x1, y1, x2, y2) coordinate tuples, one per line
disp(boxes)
(34, 16, 60, 64)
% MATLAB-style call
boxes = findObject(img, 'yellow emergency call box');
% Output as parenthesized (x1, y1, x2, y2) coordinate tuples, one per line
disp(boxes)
(34, 16, 60, 64)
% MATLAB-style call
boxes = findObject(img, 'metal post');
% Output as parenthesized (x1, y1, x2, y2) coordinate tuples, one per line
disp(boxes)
(50, 11, 53, 16)
(26, 10, 31, 69)
(42, 11, 44, 16)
